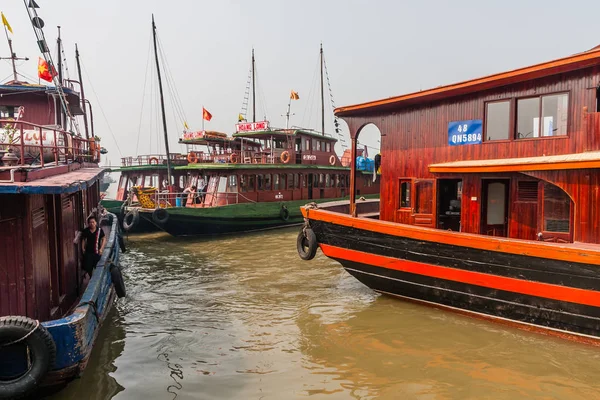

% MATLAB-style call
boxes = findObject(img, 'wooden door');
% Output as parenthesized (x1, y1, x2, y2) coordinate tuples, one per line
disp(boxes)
(481, 179, 509, 237)
(412, 179, 435, 228)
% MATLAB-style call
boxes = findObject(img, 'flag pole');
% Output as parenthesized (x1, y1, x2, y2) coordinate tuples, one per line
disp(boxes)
(2, 22, 18, 82)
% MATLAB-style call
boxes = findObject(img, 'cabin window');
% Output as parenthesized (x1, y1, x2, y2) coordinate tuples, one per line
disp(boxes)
(543, 183, 570, 233)
(295, 174, 300, 189)
(399, 180, 411, 208)
(264, 174, 272, 191)
(319, 174, 325, 188)
(274, 174, 282, 190)
(179, 176, 186, 189)
(0, 105, 18, 119)
(321, 141, 326, 152)
(313, 139, 318, 151)
(257, 174, 264, 190)
(248, 175, 256, 191)
(516, 93, 568, 139)
(240, 175, 248, 192)
(227, 175, 237, 192)
(415, 180, 434, 214)
(287, 174, 294, 190)
(305, 139, 310, 150)
(325, 174, 331, 187)
(326, 143, 331, 152)
(485, 100, 510, 141)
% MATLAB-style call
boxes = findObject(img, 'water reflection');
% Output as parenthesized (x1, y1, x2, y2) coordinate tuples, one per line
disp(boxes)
(50, 229, 600, 400)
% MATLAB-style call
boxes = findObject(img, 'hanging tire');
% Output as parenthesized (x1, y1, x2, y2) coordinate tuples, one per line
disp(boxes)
(297, 228, 318, 261)
(118, 234, 126, 253)
(0, 316, 56, 400)
(152, 208, 169, 225)
(280, 205, 290, 221)
(122, 209, 139, 232)
(110, 264, 126, 298)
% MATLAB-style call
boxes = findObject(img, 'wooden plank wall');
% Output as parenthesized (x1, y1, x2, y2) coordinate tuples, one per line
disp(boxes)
(342, 66, 600, 243)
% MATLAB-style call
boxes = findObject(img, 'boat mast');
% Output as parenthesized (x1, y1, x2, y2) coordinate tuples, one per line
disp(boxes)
(252, 48, 256, 123)
(152, 14, 173, 185)
(56, 26, 65, 129)
(75, 44, 90, 141)
(320, 43, 325, 136)
(1, 20, 27, 82)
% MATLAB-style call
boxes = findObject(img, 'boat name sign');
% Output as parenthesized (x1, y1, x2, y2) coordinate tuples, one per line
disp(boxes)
(448, 119, 482, 146)
(302, 154, 317, 161)
(236, 121, 269, 133)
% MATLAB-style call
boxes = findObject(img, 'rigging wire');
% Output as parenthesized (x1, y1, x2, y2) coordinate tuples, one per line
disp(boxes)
(156, 34, 188, 129)
(135, 36, 152, 155)
(301, 55, 320, 130)
(254, 64, 270, 121)
(80, 61, 123, 157)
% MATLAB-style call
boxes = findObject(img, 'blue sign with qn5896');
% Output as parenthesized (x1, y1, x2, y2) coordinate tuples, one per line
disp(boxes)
(448, 119, 482, 146)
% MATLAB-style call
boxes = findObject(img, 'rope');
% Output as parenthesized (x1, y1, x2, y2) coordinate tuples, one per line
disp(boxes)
(1, 319, 40, 347)
(237, 192, 257, 203)
(78, 300, 100, 323)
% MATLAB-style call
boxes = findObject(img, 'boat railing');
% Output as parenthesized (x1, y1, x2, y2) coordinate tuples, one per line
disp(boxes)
(186, 149, 288, 165)
(120, 153, 185, 167)
(0, 119, 98, 167)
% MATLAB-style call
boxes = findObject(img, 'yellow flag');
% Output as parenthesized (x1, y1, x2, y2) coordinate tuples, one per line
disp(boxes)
(183, 121, 189, 130)
(1, 12, 13, 34)
(290, 90, 299, 100)
(238, 113, 245, 122)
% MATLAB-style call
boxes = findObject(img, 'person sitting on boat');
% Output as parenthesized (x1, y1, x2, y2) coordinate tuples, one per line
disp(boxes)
(183, 185, 198, 206)
(81, 215, 106, 277)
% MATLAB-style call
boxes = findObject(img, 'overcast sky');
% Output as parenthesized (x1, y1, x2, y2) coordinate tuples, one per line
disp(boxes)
(2, 0, 599, 166)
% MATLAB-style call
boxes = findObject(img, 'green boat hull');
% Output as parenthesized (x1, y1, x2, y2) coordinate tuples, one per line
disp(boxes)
(141, 195, 379, 237)
(100, 199, 159, 233)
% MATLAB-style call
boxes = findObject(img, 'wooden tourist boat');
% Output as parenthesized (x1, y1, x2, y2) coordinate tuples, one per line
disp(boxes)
(121, 126, 379, 236)
(0, 7, 125, 398)
(297, 44, 600, 344)
(113, 34, 380, 236)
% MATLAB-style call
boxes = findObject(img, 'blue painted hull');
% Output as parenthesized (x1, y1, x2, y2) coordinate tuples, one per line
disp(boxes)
(40, 213, 121, 387)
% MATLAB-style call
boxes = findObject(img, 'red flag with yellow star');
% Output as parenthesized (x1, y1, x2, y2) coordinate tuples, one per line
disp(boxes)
(37, 57, 56, 82)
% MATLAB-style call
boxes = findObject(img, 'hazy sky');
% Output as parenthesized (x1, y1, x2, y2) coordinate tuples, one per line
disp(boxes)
(2, 0, 599, 166)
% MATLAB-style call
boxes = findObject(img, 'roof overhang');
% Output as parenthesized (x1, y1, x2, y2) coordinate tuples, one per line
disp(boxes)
(336, 48, 600, 117)
(429, 151, 600, 173)
(0, 167, 105, 194)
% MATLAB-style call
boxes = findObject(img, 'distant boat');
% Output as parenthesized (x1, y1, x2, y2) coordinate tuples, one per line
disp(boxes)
(0, 6, 125, 398)
(112, 42, 380, 236)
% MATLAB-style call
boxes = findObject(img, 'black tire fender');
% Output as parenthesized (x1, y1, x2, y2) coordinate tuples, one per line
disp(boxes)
(297, 228, 318, 261)
(0, 316, 56, 400)
(122, 209, 139, 232)
(110, 264, 126, 298)
(280, 205, 290, 221)
(152, 208, 169, 225)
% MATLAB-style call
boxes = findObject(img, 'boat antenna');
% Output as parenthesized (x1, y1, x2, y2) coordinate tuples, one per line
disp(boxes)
(75, 44, 90, 141)
(56, 26, 64, 129)
(320, 42, 325, 136)
(152, 14, 173, 185)
(252, 48, 256, 123)
(0, 13, 28, 83)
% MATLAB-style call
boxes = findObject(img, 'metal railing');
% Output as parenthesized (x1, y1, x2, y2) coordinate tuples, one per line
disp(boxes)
(0, 119, 97, 167)
(120, 153, 186, 167)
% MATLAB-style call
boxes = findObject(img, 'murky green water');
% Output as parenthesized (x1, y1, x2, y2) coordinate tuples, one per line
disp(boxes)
(49, 228, 600, 400)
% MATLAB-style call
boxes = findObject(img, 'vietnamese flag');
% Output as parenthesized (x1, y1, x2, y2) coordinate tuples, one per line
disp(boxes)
(37, 57, 56, 82)
(202, 107, 212, 121)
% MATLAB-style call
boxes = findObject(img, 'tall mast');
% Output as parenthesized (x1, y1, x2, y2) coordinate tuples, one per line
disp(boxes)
(252, 48, 256, 123)
(75, 44, 90, 141)
(152, 14, 173, 185)
(1, 22, 27, 82)
(56, 26, 64, 129)
(320, 43, 325, 136)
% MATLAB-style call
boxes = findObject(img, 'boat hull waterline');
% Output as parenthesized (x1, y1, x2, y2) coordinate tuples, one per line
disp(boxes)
(303, 205, 600, 344)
